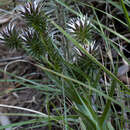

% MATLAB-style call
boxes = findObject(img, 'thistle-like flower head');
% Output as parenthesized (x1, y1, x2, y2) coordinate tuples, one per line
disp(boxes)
(18, 1, 46, 32)
(0, 23, 22, 49)
(67, 15, 98, 55)
(74, 41, 98, 56)
(67, 15, 93, 45)
(21, 28, 45, 57)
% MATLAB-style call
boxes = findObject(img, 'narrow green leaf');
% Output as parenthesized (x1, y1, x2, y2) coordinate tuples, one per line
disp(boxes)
(120, 0, 130, 31)
(100, 78, 116, 127)
(106, 0, 130, 16)
(74, 108, 97, 130)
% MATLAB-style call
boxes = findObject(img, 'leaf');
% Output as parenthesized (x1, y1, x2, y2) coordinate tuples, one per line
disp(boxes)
(120, 0, 130, 31)
(74, 108, 97, 130)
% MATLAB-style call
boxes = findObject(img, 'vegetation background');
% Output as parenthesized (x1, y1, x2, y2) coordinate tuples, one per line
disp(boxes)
(0, 0, 130, 129)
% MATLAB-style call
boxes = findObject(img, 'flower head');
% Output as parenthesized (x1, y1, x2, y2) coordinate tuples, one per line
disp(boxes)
(67, 15, 92, 45)
(18, 1, 46, 32)
(74, 41, 98, 56)
(0, 23, 22, 49)
(21, 28, 45, 57)
(67, 15, 98, 55)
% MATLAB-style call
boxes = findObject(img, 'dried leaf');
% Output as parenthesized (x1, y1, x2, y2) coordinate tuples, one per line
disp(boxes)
(0, 14, 12, 24)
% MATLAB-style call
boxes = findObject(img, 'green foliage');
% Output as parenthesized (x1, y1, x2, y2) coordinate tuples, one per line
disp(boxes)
(0, 0, 130, 129)
(120, 0, 130, 31)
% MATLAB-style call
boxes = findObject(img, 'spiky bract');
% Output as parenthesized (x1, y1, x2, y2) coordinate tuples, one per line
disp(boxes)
(0, 24, 22, 49)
